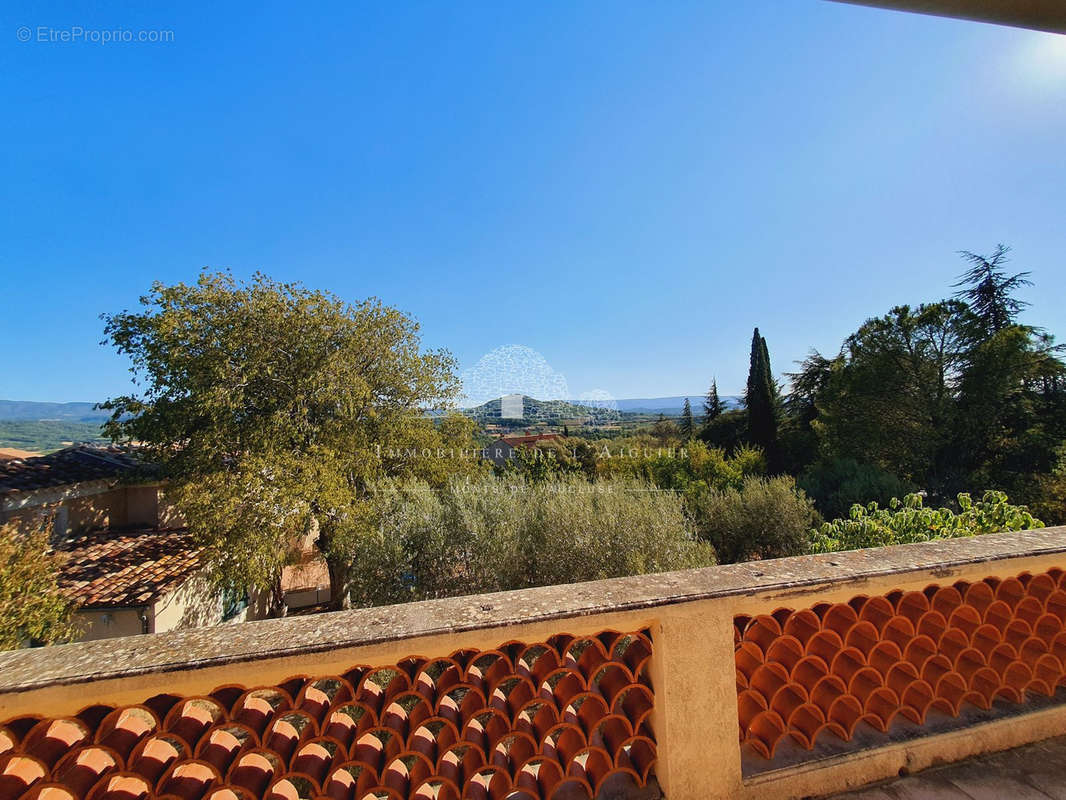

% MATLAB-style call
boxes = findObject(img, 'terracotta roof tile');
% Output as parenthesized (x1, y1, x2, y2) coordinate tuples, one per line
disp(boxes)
(56, 528, 203, 608)
(0, 628, 657, 799)
(0, 445, 145, 495)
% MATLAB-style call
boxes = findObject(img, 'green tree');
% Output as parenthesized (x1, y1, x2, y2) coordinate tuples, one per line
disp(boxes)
(651, 413, 677, 444)
(679, 398, 695, 441)
(949, 249, 1066, 496)
(953, 244, 1032, 336)
(101, 271, 464, 614)
(0, 522, 75, 649)
(703, 379, 723, 422)
(773, 247, 1065, 516)
(1027, 443, 1066, 525)
(699, 408, 747, 451)
(744, 327, 780, 468)
(815, 302, 972, 494)
(798, 457, 915, 521)
(780, 351, 837, 473)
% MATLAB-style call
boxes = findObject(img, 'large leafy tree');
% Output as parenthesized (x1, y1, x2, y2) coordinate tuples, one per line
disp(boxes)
(102, 271, 467, 614)
(814, 302, 973, 493)
(0, 522, 75, 649)
(951, 249, 1066, 498)
(794, 250, 1065, 505)
(780, 351, 837, 474)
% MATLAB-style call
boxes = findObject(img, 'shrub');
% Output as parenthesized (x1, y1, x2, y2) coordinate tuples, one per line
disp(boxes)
(798, 457, 915, 521)
(349, 477, 714, 607)
(688, 476, 820, 564)
(1015, 444, 1066, 526)
(596, 439, 765, 494)
(810, 490, 1044, 554)
(1026, 473, 1066, 526)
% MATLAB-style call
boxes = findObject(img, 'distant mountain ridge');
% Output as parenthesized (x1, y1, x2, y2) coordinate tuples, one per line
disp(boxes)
(0, 400, 110, 422)
(463, 394, 740, 418)
(0, 394, 741, 424)
(465, 395, 620, 423)
(612, 395, 741, 415)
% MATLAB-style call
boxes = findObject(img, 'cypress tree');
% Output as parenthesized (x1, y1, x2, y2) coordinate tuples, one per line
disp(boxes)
(703, 378, 723, 422)
(679, 398, 695, 441)
(745, 327, 780, 466)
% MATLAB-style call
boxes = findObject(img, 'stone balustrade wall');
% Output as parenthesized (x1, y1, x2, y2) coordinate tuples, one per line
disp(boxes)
(3, 527, 1066, 799)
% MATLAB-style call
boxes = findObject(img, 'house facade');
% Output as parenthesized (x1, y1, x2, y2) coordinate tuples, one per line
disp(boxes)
(0, 445, 328, 642)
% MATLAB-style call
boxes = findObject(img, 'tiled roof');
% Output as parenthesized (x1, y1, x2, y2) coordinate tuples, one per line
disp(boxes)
(0, 445, 144, 495)
(57, 527, 203, 608)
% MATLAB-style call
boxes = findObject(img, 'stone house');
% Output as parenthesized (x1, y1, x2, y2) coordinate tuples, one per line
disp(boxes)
(0, 445, 329, 641)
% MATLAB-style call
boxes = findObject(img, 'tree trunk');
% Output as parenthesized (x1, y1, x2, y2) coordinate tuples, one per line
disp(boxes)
(326, 555, 354, 611)
(268, 575, 288, 618)
(317, 522, 353, 611)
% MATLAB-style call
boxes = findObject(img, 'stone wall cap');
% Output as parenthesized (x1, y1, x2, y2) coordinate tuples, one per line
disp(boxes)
(1, 526, 1064, 694)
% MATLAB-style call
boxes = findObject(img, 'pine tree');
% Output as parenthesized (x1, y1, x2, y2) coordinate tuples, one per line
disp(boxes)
(745, 327, 780, 466)
(953, 244, 1032, 336)
(679, 398, 695, 441)
(703, 378, 723, 422)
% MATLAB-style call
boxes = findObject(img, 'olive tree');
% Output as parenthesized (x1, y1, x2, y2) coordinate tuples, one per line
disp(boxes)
(0, 521, 75, 649)
(102, 270, 468, 614)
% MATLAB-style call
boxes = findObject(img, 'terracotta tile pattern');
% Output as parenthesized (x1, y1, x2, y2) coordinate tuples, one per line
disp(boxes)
(0, 446, 143, 495)
(734, 567, 1066, 761)
(57, 528, 202, 608)
(0, 630, 655, 800)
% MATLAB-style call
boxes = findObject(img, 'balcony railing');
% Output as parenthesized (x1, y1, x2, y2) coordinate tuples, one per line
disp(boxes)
(2, 526, 1066, 799)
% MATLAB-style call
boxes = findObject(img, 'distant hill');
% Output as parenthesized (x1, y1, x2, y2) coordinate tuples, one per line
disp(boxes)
(0, 400, 109, 422)
(0, 401, 110, 453)
(465, 395, 621, 424)
(0, 420, 107, 454)
(463, 394, 742, 424)
(1, 393, 742, 452)
(613, 395, 741, 415)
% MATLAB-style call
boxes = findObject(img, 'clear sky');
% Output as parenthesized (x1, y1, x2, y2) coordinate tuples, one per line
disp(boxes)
(2, 1, 1064, 404)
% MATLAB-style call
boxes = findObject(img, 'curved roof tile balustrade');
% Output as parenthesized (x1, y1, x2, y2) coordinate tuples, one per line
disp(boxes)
(0, 631, 655, 800)
(734, 567, 1066, 763)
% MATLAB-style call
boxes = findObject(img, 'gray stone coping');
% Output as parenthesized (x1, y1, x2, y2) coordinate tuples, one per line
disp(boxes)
(1, 527, 1063, 694)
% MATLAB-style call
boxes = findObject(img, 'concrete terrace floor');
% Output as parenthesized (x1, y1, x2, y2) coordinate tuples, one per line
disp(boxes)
(829, 734, 1066, 799)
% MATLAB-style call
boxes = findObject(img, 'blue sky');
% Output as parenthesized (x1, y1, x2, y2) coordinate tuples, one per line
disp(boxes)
(2, 1, 1065, 404)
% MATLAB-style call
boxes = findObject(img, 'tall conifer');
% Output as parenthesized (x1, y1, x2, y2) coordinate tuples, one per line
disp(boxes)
(745, 327, 780, 466)
(704, 379, 723, 422)
(679, 398, 695, 441)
